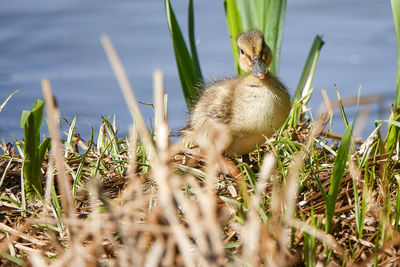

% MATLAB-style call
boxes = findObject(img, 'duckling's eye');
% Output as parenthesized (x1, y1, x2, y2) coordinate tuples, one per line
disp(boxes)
(239, 48, 244, 55)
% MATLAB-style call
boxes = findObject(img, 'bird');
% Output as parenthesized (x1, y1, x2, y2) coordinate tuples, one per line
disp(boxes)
(184, 29, 291, 156)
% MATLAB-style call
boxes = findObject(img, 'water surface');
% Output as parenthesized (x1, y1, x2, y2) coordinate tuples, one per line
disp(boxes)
(0, 0, 396, 141)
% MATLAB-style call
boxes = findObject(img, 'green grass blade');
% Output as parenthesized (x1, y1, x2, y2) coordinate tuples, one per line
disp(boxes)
(379, 119, 400, 128)
(1, 253, 25, 265)
(392, 0, 400, 108)
(52, 186, 63, 228)
(102, 116, 120, 155)
(38, 138, 51, 164)
(20, 110, 31, 129)
(293, 35, 324, 101)
(353, 172, 363, 239)
(237, 162, 256, 188)
(20, 100, 47, 200)
(0, 196, 22, 208)
(31, 100, 45, 132)
(66, 116, 77, 144)
(386, 0, 400, 156)
(325, 122, 354, 233)
(64, 116, 78, 155)
(263, 0, 287, 75)
(236, 0, 253, 30)
(188, 0, 203, 82)
(336, 89, 349, 127)
(313, 176, 328, 204)
(387, 122, 399, 154)
(165, 0, 202, 109)
(395, 175, 400, 231)
(73, 127, 94, 193)
(304, 207, 317, 266)
(20, 163, 26, 215)
(254, 0, 267, 31)
(223, 0, 244, 75)
(382, 114, 400, 153)
(97, 122, 106, 153)
(359, 177, 368, 238)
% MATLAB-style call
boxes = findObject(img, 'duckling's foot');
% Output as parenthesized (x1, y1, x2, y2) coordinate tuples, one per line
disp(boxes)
(217, 155, 240, 177)
(170, 145, 205, 169)
(241, 153, 260, 172)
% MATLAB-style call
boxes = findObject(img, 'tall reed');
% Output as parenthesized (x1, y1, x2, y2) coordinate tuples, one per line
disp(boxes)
(392, 0, 400, 108)
(164, 0, 203, 109)
(386, 0, 400, 155)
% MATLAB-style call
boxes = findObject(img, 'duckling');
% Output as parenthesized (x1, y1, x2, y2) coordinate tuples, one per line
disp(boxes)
(185, 29, 291, 156)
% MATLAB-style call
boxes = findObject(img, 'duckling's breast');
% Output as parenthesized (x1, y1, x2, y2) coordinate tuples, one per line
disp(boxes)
(229, 76, 291, 137)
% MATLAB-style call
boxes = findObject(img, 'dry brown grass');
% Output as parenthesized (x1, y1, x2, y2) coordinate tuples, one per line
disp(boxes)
(1, 118, 400, 266)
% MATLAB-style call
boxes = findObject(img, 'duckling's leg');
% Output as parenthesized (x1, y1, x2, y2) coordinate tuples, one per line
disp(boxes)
(241, 154, 250, 164)
(180, 120, 240, 176)
(168, 135, 204, 170)
(167, 131, 198, 159)
(241, 153, 261, 173)
(197, 120, 241, 176)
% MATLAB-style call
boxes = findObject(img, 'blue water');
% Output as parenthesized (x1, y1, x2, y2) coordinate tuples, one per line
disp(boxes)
(0, 0, 397, 142)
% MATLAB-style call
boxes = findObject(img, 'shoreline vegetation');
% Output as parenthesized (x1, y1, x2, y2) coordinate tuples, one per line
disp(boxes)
(1, 0, 400, 266)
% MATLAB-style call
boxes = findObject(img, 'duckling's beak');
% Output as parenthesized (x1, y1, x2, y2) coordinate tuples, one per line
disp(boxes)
(251, 56, 268, 79)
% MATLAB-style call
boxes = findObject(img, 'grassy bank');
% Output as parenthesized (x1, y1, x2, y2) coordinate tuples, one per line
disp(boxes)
(1, 69, 400, 266)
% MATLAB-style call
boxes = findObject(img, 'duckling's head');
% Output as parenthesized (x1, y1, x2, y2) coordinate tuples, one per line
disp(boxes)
(236, 29, 272, 79)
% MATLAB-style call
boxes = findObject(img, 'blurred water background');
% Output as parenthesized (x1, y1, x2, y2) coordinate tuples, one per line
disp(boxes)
(0, 0, 397, 142)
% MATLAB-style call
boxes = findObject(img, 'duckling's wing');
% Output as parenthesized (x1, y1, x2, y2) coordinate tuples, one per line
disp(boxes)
(188, 78, 238, 137)
(206, 105, 231, 124)
(203, 83, 235, 125)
